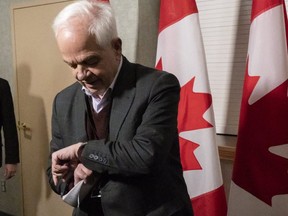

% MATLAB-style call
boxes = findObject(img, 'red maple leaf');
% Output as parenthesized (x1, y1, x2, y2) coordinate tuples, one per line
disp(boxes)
(178, 77, 213, 171)
(233, 61, 288, 205)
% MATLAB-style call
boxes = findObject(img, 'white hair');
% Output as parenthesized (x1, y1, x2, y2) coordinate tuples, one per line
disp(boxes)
(52, 0, 118, 48)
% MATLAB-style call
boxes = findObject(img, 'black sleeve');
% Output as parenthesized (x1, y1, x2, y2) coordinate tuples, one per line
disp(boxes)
(0, 79, 20, 164)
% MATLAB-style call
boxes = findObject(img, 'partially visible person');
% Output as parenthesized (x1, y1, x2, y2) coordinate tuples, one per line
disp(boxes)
(0, 78, 20, 180)
(47, 0, 193, 215)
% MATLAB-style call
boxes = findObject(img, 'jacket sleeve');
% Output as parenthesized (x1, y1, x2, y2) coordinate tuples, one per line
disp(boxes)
(46, 94, 68, 195)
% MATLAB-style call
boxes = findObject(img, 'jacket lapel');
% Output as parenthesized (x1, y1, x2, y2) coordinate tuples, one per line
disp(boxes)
(109, 57, 135, 140)
(75, 85, 90, 142)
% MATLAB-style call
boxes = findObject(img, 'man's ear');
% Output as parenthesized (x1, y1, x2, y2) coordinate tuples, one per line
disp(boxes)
(112, 38, 122, 54)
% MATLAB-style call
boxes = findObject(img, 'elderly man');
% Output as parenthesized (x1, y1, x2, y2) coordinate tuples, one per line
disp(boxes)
(47, 1, 193, 216)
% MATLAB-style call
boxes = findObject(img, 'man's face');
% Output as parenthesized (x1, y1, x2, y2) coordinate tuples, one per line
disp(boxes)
(56, 22, 122, 96)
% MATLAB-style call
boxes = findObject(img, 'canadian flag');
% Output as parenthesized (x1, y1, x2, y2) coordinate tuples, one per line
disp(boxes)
(228, 0, 288, 215)
(155, 0, 227, 215)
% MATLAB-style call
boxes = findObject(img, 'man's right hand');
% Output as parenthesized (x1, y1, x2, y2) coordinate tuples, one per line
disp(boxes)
(51, 142, 83, 185)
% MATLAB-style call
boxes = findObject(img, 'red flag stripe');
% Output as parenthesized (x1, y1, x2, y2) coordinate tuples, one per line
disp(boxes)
(158, 0, 198, 33)
(192, 186, 227, 216)
(251, 0, 283, 21)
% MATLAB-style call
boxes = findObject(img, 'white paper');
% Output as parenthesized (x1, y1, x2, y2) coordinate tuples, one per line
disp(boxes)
(62, 180, 95, 207)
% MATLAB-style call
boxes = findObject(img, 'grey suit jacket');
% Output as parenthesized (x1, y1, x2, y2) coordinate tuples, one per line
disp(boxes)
(47, 57, 193, 216)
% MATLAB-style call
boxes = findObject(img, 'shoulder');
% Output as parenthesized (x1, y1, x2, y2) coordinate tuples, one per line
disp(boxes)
(53, 82, 83, 106)
(0, 78, 10, 89)
(0, 79, 11, 98)
(56, 82, 82, 98)
(135, 64, 180, 92)
(122, 57, 180, 87)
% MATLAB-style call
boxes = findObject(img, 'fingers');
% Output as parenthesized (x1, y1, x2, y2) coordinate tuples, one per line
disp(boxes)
(74, 163, 93, 185)
(52, 163, 69, 185)
(51, 152, 59, 185)
(4, 171, 16, 180)
(51, 151, 69, 185)
(52, 167, 71, 186)
(4, 164, 17, 180)
(51, 143, 83, 185)
(52, 173, 58, 186)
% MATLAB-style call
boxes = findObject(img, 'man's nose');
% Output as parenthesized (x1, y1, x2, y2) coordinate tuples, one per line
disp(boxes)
(75, 65, 88, 81)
